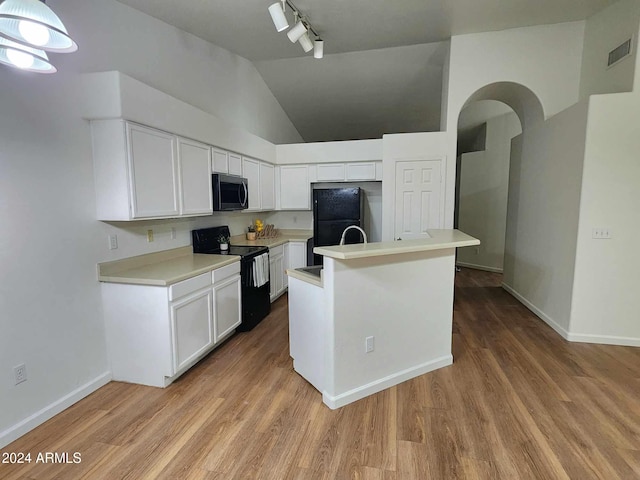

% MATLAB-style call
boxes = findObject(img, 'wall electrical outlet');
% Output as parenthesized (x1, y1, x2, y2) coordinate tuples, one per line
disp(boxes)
(14, 363, 27, 385)
(108, 234, 118, 250)
(592, 227, 612, 239)
(365, 336, 375, 353)
(147, 229, 154, 242)
(171, 227, 177, 240)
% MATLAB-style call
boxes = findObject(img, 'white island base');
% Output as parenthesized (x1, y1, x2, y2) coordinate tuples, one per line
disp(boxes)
(287, 230, 479, 409)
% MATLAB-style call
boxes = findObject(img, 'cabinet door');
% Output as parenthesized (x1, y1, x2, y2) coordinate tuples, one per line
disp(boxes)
(228, 153, 243, 176)
(279, 165, 310, 210)
(283, 243, 290, 288)
(212, 148, 228, 174)
(269, 252, 284, 302)
(178, 138, 213, 215)
(288, 241, 307, 269)
(243, 157, 261, 211)
(346, 162, 376, 181)
(316, 163, 345, 182)
(127, 123, 179, 218)
(260, 162, 275, 211)
(170, 288, 214, 373)
(213, 275, 241, 342)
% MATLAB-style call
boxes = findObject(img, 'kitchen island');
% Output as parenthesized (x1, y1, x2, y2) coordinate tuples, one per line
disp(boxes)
(287, 229, 480, 409)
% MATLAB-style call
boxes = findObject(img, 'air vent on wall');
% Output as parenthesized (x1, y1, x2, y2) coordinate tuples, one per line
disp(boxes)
(608, 38, 633, 67)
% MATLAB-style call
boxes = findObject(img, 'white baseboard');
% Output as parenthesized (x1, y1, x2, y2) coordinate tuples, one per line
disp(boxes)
(501, 283, 640, 347)
(322, 355, 453, 409)
(501, 282, 571, 340)
(456, 261, 503, 273)
(0, 372, 112, 449)
(566, 332, 640, 347)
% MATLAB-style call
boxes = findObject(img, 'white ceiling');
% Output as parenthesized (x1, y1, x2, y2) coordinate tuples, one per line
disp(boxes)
(115, 0, 615, 142)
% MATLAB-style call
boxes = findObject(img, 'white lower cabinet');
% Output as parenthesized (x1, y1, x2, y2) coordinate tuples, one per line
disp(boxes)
(270, 244, 285, 302)
(102, 261, 241, 387)
(213, 272, 242, 342)
(171, 287, 214, 373)
(288, 241, 307, 270)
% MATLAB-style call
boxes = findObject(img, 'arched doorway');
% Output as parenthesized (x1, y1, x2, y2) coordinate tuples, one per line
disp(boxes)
(453, 83, 544, 275)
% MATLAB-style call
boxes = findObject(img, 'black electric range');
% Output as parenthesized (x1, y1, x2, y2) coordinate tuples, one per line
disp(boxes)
(192, 226, 270, 331)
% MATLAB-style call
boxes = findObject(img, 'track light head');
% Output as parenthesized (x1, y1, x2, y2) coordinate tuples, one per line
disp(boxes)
(268, 2, 289, 32)
(287, 20, 306, 43)
(298, 32, 313, 53)
(313, 39, 324, 59)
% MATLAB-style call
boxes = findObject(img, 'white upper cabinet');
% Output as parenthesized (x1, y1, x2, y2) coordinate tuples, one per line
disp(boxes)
(310, 162, 381, 183)
(260, 162, 276, 211)
(178, 138, 213, 215)
(127, 123, 180, 219)
(91, 120, 215, 221)
(346, 162, 377, 181)
(228, 153, 243, 176)
(243, 157, 261, 211)
(242, 156, 275, 212)
(316, 163, 346, 182)
(212, 148, 228, 174)
(278, 165, 310, 210)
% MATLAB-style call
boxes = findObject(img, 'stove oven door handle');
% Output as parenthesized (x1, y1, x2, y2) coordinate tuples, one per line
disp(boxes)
(239, 181, 248, 208)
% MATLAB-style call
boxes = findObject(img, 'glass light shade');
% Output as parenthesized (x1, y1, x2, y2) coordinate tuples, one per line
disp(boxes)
(0, 0, 77, 52)
(268, 2, 289, 32)
(287, 20, 306, 43)
(314, 39, 324, 59)
(0, 36, 56, 73)
(298, 33, 313, 53)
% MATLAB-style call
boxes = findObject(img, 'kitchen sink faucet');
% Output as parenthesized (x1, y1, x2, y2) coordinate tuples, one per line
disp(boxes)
(339, 225, 368, 245)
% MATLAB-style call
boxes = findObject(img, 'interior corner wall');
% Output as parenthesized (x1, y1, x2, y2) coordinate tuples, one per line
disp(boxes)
(502, 100, 589, 336)
(568, 91, 640, 346)
(579, 0, 640, 99)
(0, 0, 302, 448)
(457, 112, 521, 272)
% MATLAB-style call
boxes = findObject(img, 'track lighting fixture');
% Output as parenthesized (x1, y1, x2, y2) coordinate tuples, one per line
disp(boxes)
(267, 0, 324, 59)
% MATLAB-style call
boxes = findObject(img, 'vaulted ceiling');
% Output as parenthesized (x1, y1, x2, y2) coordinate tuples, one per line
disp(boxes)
(115, 0, 615, 142)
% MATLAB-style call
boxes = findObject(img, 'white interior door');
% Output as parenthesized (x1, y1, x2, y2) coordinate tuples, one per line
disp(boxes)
(395, 160, 443, 240)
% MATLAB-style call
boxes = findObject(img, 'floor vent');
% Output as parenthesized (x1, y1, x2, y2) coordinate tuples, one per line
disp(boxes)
(608, 38, 633, 67)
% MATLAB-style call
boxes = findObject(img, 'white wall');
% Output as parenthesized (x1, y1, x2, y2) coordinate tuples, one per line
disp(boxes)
(502, 100, 589, 335)
(457, 112, 522, 271)
(276, 139, 382, 164)
(579, 0, 640, 98)
(0, 0, 301, 447)
(444, 21, 586, 227)
(569, 89, 640, 345)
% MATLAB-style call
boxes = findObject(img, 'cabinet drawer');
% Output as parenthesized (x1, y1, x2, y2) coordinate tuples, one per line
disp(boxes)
(212, 261, 241, 284)
(270, 244, 284, 257)
(169, 273, 211, 301)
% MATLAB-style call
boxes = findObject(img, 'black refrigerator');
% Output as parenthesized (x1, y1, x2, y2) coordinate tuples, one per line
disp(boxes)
(312, 187, 365, 265)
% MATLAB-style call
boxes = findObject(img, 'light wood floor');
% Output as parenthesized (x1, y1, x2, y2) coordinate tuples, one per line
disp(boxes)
(3, 268, 640, 479)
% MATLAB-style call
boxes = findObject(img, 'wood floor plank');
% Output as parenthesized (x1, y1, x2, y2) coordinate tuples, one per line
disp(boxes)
(3, 269, 640, 479)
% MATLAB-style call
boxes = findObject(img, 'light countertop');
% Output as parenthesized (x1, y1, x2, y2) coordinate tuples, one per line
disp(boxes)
(230, 229, 312, 249)
(313, 229, 480, 260)
(98, 246, 239, 286)
(286, 267, 323, 288)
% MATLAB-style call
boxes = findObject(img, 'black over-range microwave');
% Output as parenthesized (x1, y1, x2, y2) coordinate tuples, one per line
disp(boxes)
(212, 174, 249, 211)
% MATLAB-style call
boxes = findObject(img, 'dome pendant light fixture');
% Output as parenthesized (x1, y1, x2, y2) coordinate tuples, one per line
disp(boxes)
(0, 0, 78, 53)
(0, 36, 56, 73)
